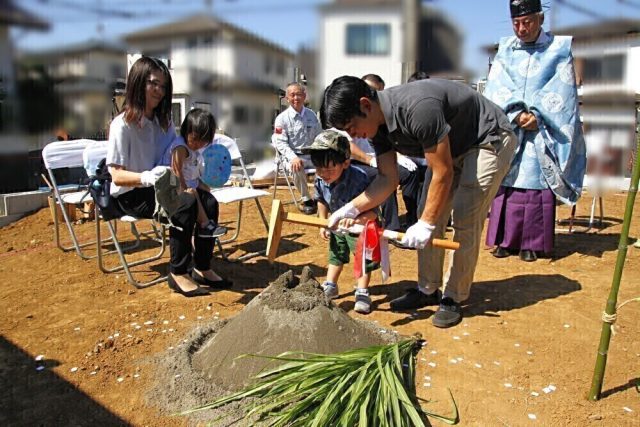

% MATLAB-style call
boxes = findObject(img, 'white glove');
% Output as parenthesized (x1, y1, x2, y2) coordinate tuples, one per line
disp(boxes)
(140, 166, 168, 187)
(397, 154, 417, 172)
(327, 202, 360, 228)
(368, 157, 377, 168)
(400, 220, 436, 249)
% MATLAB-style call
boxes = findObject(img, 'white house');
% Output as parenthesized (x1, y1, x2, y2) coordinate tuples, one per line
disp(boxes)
(22, 40, 127, 140)
(318, 0, 462, 91)
(124, 15, 295, 160)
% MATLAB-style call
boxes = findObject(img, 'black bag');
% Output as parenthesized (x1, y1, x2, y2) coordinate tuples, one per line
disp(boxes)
(87, 158, 122, 221)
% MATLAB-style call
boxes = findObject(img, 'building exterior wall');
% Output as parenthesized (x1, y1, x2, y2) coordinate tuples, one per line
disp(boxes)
(320, 7, 404, 90)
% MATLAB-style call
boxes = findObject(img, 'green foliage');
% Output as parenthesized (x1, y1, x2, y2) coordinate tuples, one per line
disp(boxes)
(182, 338, 459, 426)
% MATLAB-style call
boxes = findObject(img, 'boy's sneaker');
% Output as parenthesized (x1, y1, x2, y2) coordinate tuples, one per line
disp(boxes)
(432, 297, 463, 328)
(354, 289, 371, 314)
(389, 288, 441, 311)
(198, 220, 227, 239)
(321, 281, 339, 299)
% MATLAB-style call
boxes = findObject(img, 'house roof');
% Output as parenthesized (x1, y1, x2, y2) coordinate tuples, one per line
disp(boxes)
(320, 0, 402, 11)
(555, 18, 640, 42)
(124, 14, 293, 57)
(23, 39, 127, 58)
(0, 0, 48, 30)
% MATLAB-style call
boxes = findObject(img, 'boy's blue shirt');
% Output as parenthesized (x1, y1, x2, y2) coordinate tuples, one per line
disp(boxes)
(313, 165, 370, 213)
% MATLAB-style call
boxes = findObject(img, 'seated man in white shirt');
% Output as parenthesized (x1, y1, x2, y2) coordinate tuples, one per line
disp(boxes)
(272, 82, 322, 214)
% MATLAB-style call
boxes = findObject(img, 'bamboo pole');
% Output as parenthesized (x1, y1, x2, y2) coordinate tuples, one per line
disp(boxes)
(588, 106, 640, 401)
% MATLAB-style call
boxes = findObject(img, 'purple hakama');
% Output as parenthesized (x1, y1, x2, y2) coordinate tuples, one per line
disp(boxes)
(485, 187, 555, 255)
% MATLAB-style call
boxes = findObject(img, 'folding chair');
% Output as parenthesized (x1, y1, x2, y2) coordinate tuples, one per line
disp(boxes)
(42, 139, 101, 259)
(211, 134, 270, 262)
(270, 134, 315, 208)
(83, 141, 168, 288)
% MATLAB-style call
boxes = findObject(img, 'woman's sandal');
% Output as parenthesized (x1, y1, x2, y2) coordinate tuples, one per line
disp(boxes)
(191, 270, 233, 289)
(168, 274, 210, 297)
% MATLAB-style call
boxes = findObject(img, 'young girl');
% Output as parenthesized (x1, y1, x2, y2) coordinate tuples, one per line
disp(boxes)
(169, 108, 226, 238)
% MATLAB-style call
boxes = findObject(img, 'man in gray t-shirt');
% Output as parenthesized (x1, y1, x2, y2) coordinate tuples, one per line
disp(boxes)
(320, 76, 517, 328)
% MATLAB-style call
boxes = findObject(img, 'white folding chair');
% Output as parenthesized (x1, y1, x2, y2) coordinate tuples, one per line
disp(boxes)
(270, 134, 315, 208)
(211, 134, 269, 262)
(42, 139, 99, 259)
(83, 141, 167, 288)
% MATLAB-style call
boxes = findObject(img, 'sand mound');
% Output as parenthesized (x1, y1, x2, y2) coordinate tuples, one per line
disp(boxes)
(190, 267, 389, 390)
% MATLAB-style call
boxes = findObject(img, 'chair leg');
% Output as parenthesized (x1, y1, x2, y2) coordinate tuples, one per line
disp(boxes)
(96, 216, 167, 288)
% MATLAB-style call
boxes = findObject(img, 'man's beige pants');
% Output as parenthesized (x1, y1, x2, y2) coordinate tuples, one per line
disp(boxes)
(418, 130, 517, 302)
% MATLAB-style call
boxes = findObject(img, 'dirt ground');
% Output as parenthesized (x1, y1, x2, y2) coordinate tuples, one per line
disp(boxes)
(0, 189, 639, 426)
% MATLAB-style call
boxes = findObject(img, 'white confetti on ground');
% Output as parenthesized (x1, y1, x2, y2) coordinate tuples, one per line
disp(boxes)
(463, 332, 470, 336)
(527, 351, 533, 355)
(113, 333, 120, 337)
(428, 362, 437, 367)
(175, 374, 181, 378)
(474, 363, 482, 368)
(548, 385, 556, 391)
(90, 371, 97, 375)
(563, 324, 570, 328)
(449, 359, 458, 364)
(135, 325, 141, 330)
(424, 375, 431, 380)
(494, 361, 501, 366)
(420, 358, 427, 362)
(178, 315, 185, 320)
(431, 350, 438, 355)
(134, 374, 140, 378)
(74, 327, 81, 331)
(423, 383, 431, 387)
(36, 366, 45, 371)
(117, 377, 124, 382)
(168, 346, 174, 350)
(531, 391, 539, 397)
(35, 355, 44, 361)
(514, 343, 521, 347)
(144, 321, 153, 326)
(504, 383, 512, 388)
(528, 414, 537, 420)
(70, 367, 78, 373)
(623, 407, 633, 413)
(197, 316, 203, 320)
(453, 336, 461, 340)
(215, 312, 220, 316)
(163, 320, 169, 325)
(456, 357, 463, 362)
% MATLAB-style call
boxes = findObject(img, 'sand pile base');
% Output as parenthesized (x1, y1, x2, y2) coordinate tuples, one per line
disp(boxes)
(191, 267, 389, 390)
(147, 267, 397, 423)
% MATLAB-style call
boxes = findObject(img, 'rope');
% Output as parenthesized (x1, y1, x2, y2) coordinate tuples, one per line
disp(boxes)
(601, 297, 640, 336)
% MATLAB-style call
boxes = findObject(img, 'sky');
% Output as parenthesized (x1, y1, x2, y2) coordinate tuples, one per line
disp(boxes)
(13, 0, 640, 80)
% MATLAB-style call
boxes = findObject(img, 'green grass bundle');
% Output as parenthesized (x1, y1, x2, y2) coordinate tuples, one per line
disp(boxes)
(182, 338, 458, 426)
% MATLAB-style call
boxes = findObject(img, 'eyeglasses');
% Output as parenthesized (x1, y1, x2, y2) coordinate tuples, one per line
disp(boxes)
(146, 79, 167, 91)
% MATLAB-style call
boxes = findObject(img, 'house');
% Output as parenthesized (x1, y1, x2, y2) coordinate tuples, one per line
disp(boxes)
(124, 14, 295, 160)
(21, 39, 128, 140)
(0, 0, 48, 196)
(318, 0, 463, 91)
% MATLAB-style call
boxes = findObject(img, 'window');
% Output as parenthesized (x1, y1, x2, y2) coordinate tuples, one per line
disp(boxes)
(346, 23, 390, 55)
(264, 56, 272, 74)
(582, 54, 625, 83)
(252, 106, 263, 125)
(233, 106, 249, 124)
(276, 58, 285, 76)
(187, 37, 197, 49)
(172, 103, 182, 127)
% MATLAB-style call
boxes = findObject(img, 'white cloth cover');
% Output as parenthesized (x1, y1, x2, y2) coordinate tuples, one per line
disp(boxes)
(82, 140, 109, 176)
(42, 139, 95, 169)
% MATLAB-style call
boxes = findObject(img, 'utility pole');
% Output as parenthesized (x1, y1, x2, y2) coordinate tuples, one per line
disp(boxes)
(402, 0, 419, 83)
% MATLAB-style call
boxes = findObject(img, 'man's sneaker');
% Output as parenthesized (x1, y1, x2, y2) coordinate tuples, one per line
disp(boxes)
(299, 199, 317, 215)
(354, 289, 372, 314)
(389, 288, 441, 311)
(321, 281, 339, 299)
(432, 297, 463, 328)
